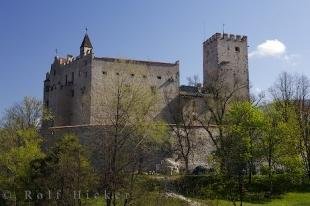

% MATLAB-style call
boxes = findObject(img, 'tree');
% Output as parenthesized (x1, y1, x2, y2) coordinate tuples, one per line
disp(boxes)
(0, 129, 44, 205)
(295, 74, 310, 179)
(198, 67, 250, 205)
(269, 72, 308, 180)
(260, 103, 302, 195)
(187, 75, 201, 87)
(269, 71, 296, 122)
(166, 93, 198, 174)
(90, 60, 168, 206)
(1, 96, 52, 131)
(199, 67, 247, 156)
(221, 102, 265, 206)
(29, 134, 97, 206)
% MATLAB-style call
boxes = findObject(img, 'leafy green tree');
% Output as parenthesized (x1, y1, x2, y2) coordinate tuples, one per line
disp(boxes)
(260, 103, 302, 194)
(221, 101, 265, 205)
(0, 129, 44, 205)
(29, 134, 97, 206)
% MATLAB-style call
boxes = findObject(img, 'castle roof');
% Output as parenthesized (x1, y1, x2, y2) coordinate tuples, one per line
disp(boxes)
(94, 57, 178, 67)
(80, 34, 93, 48)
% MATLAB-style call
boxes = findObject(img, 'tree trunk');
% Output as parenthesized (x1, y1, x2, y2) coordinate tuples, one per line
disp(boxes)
(268, 146, 273, 195)
(248, 162, 252, 185)
(184, 157, 189, 174)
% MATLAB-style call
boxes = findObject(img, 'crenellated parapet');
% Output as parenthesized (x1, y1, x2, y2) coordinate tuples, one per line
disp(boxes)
(203, 32, 247, 45)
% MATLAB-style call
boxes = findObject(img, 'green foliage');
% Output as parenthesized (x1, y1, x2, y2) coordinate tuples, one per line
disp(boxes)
(28, 134, 98, 205)
(260, 103, 303, 185)
(0, 128, 44, 204)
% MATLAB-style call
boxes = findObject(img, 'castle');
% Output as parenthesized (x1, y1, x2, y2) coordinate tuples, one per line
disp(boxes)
(43, 32, 249, 128)
(42, 32, 249, 170)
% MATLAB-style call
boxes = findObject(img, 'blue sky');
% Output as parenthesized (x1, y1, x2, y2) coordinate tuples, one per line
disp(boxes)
(1, 0, 310, 115)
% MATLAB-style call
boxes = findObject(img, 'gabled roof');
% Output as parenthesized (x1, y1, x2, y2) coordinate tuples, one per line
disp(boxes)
(80, 34, 93, 48)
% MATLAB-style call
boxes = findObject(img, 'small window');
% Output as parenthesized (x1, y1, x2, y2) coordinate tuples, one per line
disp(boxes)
(157, 76, 162, 80)
(102, 71, 107, 75)
(71, 89, 75, 97)
(143, 75, 147, 79)
(81, 86, 86, 95)
(84, 60, 88, 66)
(53, 70, 56, 76)
(85, 72, 88, 78)
(235, 47, 240, 52)
(65, 75, 68, 85)
(116, 72, 120, 76)
(131, 74, 135, 77)
(71, 72, 74, 83)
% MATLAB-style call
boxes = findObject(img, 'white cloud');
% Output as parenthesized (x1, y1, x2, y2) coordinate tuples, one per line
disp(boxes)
(249, 39, 300, 67)
(249, 39, 286, 58)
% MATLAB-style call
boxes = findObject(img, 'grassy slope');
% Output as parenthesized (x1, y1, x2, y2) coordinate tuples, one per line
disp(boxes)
(196, 192, 310, 206)
(83, 192, 310, 206)
(82, 192, 189, 206)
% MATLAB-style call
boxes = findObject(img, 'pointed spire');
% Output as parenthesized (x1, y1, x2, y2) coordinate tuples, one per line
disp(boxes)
(80, 33, 93, 49)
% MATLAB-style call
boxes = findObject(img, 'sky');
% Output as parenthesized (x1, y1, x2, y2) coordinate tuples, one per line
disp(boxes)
(1, 0, 310, 116)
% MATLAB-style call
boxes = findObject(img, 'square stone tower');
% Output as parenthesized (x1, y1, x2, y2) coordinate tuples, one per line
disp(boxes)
(203, 33, 249, 98)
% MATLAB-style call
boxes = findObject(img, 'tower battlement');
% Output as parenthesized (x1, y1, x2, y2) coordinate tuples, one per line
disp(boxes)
(203, 33, 247, 45)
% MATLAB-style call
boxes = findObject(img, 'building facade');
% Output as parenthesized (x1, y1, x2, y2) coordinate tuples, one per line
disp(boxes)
(43, 34, 179, 127)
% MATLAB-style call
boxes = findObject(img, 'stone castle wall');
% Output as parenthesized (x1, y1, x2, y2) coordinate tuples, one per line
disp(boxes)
(44, 55, 179, 127)
(90, 58, 179, 125)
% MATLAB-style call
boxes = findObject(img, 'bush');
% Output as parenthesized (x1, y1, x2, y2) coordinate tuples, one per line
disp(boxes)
(173, 174, 310, 202)
(192, 166, 207, 175)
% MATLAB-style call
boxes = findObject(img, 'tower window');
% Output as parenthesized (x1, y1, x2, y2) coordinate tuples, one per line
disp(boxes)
(53, 70, 56, 76)
(157, 76, 162, 80)
(235, 47, 240, 52)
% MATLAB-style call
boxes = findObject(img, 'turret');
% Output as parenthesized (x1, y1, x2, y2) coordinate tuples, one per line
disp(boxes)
(80, 33, 93, 57)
